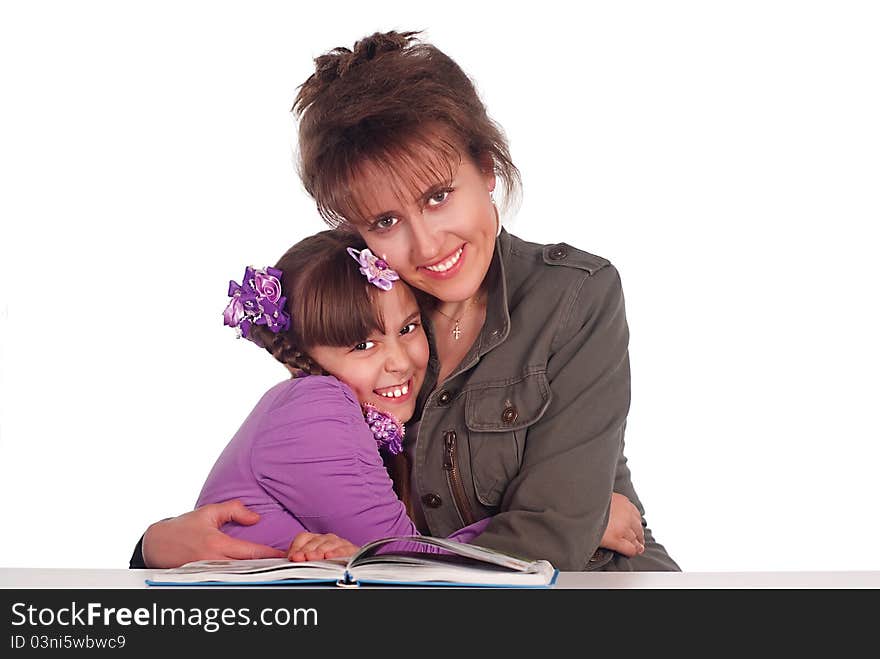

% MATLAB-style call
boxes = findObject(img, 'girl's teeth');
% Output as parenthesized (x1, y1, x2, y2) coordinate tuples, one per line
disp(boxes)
(379, 384, 409, 398)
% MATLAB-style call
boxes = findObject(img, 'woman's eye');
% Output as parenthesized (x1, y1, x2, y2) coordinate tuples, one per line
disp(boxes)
(427, 190, 449, 206)
(353, 340, 376, 351)
(400, 322, 419, 336)
(372, 216, 399, 232)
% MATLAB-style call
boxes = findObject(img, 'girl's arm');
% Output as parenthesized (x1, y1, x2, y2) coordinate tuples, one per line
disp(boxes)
(250, 377, 487, 548)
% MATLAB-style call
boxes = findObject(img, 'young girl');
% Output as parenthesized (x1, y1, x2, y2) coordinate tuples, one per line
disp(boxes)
(192, 229, 643, 562)
(194, 230, 481, 554)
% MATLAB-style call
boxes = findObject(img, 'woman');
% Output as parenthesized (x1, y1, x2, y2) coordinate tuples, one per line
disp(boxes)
(133, 30, 678, 572)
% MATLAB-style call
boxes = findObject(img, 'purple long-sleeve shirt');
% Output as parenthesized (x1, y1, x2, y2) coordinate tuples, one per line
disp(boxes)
(197, 376, 488, 551)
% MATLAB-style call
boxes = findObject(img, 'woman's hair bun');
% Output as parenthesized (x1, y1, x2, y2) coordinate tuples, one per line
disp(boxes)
(305, 31, 419, 96)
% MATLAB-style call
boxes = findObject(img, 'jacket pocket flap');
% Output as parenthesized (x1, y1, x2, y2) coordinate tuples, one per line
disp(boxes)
(464, 371, 552, 432)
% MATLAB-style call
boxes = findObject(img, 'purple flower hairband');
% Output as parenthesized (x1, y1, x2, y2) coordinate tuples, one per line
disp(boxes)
(223, 266, 291, 340)
(347, 247, 399, 291)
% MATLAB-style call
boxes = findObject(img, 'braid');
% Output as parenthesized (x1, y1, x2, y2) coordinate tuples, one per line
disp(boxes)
(250, 326, 327, 376)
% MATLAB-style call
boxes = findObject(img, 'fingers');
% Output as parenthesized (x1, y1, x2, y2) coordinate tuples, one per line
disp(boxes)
(223, 537, 286, 560)
(287, 533, 355, 562)
(287, 532, 319, 556)
(211, 500, 261, 526)
(603, 536, 638, 558)
(323, 544, 357, 559)
(288, 532, 335, 562)
(635, 524, 645, 547)
(624, 524, 646, 555)
(619, 496, 646, 546)
(627, 514, 645, 546)
(629, 528, 645, 555)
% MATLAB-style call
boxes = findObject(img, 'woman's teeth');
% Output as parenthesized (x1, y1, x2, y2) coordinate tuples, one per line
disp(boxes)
(425, 246, 463, 273)
(378, 383, 409, 398)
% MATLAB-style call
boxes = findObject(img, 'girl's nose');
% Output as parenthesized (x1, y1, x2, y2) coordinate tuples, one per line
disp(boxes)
(384, 341, 410, 375)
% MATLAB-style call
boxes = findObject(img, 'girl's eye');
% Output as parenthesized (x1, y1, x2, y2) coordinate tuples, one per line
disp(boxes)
(400, 321, 419, 336)
(353, 340, 376, 351)
(372, 216, 399, 232)
(427, 190, 450, 206)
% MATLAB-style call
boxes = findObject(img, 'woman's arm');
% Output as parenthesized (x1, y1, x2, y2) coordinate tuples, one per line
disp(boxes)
(132, 378, 487, 568)
(469, 264, 635, 570)
(135, 502, 285, 569)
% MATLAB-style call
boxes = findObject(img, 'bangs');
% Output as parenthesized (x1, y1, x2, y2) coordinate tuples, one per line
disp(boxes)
(291, 252, 385, 349)
(316, 129, 462, 227)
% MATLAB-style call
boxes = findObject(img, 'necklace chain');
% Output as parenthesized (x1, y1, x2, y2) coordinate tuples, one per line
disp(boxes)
(435, 294, 483, 341)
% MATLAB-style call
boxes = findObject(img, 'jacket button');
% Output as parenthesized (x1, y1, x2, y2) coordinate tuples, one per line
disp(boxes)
(502, 405, 518, 424)
(421, 493, 442, 508)
(437, 390, 452, 406)
(549, 245, 568, 260)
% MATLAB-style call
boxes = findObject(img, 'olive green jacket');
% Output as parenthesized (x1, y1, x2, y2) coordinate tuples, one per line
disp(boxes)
(411, 230, 680, 572)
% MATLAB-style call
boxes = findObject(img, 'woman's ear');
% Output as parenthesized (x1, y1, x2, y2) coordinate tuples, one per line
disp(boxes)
(477, 153, 497, 193)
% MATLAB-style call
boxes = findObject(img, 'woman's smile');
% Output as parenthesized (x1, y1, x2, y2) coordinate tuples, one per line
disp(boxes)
(419, 244, 466, 279)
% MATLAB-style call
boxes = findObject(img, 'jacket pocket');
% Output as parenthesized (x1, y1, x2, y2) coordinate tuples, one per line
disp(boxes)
(464, 371, 552, 507)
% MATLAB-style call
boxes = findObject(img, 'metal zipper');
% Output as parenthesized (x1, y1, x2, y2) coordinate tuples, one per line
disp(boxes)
(442, 430, 476, 526)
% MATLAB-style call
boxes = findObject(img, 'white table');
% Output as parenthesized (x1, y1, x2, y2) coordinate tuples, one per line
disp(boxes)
(2, 568, 879, 588)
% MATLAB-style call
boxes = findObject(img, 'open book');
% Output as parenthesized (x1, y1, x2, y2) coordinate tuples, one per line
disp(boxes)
(146, 535, 558, 588)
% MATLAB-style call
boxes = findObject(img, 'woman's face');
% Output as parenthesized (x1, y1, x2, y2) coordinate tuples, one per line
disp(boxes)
(349, 148, 497, 304)
(308, 283, 428, 424)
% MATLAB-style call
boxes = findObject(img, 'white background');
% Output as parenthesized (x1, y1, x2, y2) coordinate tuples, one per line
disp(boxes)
(1, 1, 878, 572)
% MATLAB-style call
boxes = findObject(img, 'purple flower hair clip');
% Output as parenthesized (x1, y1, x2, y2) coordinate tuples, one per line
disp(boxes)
(223, 266, 291, 342)
(362, 404, 405, 455)
(347, 247, 399, 291)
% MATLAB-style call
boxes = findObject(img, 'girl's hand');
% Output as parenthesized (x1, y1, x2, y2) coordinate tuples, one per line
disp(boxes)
(142, 500, 286, 568)
(599, 492, 646, 557)
(287, 532, 360, 562)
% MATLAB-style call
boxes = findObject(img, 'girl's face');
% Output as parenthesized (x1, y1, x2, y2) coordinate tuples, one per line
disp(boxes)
(349, 148, 497, 304)
(308, 283, 428, 424)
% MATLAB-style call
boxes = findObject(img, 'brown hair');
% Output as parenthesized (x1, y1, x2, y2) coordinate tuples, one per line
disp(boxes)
(293, 30, 521, 228)
(247, 229, 414, 513)
(247, 230, 387, 373)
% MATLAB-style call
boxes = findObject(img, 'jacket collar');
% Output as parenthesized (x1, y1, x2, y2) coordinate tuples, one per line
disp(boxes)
(476, 228, 513, 356)
(434, 229, 513, 381)
(411, 230, 515, 419)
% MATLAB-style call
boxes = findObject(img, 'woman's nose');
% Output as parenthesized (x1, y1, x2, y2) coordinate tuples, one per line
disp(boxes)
(409, 215, 441, 263)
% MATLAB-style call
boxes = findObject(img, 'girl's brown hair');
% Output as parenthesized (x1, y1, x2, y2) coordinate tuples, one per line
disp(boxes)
(293, 30, 521, 228)
(247, 229, 414, 515)
(248, 230, 386, 373)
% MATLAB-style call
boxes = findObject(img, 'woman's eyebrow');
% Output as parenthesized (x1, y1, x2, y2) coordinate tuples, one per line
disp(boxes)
(418, 178, 455, 203)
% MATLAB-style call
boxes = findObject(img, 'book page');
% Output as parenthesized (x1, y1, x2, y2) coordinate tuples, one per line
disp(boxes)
(151, 557, 347, 584)
(349, 536, 540, 573)
(348, 558, 557, 587)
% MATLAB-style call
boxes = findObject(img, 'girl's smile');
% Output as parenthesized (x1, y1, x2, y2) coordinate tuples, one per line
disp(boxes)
(308, 284, 428, 423)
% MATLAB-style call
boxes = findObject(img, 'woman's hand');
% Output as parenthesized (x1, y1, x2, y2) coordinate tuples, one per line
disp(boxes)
(141, 500, 286, 568)
(599, 492, 646, 557)
(287, 532, 360, 562)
